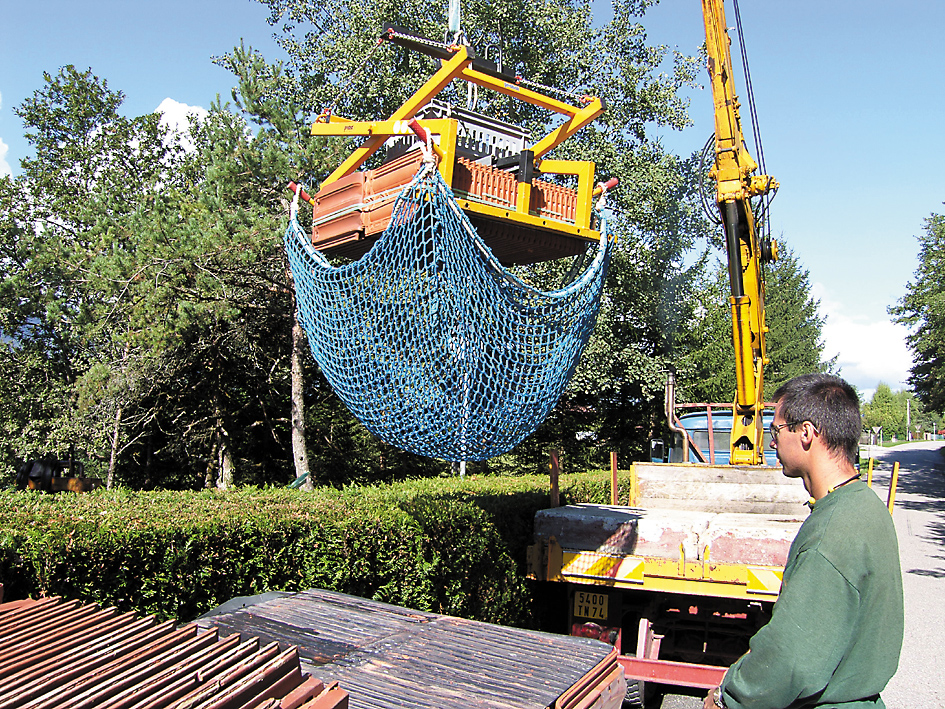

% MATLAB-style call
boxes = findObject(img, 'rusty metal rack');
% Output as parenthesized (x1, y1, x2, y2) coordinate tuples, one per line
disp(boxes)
(198, 588, 626, 709)
(0, 595, 348, 709)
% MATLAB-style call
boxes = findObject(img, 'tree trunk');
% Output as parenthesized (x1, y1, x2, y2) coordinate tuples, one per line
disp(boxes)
(107, 404, 122, 489)
(217, 418, 235, 490)
(107, 341, 131, 490)
(144, 432, 154, 488)
(204, 436, 218, 489)
(291, 316, 314, 491)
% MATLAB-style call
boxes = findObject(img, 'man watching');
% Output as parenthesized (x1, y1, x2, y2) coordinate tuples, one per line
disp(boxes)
(705, 373, 904, 709)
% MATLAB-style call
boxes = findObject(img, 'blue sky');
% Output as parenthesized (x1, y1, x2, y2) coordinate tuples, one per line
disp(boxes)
(2, 0, 942, 399)
(635, 0, 945, 400)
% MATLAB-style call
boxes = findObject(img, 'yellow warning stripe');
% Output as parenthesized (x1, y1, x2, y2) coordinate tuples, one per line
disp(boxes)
(746, 566, 784, 595)
(557, 550, 784, 600)
(561, 551, 645, 584)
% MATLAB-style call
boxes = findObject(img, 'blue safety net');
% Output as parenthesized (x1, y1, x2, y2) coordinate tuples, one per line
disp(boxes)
(285, 162, 613, 461)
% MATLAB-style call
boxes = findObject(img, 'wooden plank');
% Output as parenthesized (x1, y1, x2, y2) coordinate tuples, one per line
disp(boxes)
(632, 462, 799, 485)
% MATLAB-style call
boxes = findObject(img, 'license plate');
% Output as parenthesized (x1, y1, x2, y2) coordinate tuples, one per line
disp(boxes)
(573, 590, 608, 620)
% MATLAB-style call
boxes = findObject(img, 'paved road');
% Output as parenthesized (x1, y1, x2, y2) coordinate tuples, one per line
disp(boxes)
(870, 442, 945, 708)
(653, 442, 945, 708)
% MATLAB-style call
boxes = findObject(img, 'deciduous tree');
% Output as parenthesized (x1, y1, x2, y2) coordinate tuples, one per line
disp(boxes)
(224, 0, 708, 468)
(860, 384, 936, 441)
(0, 66, 181, 484)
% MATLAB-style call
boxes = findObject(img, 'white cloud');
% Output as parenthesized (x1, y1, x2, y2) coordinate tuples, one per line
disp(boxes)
(0, 90, 11, 177)
(155, 98, 208, 153)
(813, 283, 913, 398)
(0, 136, 10, 177)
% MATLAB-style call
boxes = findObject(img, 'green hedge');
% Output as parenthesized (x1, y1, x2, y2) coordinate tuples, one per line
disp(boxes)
(0, 471, 632, 626)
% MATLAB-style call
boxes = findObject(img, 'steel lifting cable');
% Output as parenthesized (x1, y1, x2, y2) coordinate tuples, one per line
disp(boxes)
(731, 0, 780, 302)
(383, 27, 455, 54)
(731, 0, 776, 239)
(732, 0, 764, 175)
(383, 26, 594, 107)
(518, 76, 596, 106)
(321, 35, 391, 120)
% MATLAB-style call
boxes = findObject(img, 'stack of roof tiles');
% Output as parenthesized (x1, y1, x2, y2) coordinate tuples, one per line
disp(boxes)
(0, 595, 348, 709)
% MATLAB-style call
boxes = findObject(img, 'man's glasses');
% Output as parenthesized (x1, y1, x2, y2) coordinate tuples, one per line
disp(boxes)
(769, 420, 820, 442)
(769, 421, 801, 442)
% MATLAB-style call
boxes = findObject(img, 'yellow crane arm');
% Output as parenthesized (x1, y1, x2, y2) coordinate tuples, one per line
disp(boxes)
(701, 0, 779, 465)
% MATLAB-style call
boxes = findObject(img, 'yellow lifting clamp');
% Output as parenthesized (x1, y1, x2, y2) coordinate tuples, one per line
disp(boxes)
(300, 24, 613, 265)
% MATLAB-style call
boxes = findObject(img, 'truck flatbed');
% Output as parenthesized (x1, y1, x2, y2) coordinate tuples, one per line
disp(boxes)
(529, 463, 811, 600)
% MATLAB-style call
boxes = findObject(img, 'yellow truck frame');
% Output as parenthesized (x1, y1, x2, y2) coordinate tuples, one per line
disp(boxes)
(527, 460, 808, 699)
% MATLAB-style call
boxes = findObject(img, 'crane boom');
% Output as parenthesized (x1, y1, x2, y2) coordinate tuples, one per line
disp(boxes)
(526, 9, 802, 696)
(701, 0, 779, 465)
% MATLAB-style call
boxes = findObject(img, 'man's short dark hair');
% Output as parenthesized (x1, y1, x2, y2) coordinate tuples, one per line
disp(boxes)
(772, 373, 861, 466)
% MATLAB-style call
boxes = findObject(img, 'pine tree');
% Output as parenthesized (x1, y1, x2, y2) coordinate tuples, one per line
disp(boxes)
(890, 213, 945, 411)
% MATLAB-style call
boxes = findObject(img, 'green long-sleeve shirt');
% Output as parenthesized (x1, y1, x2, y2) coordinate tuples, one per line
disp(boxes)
(720, 480, 904, 709)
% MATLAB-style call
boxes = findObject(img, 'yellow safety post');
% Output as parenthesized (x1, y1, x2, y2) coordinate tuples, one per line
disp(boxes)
(610, 451, 618, 506)
(627, 464, 639, 507)
(867, 457, 874, 487)
(886, 461, 900, 514)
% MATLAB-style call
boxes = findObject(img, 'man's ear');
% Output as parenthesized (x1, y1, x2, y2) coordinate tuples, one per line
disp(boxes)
(799, 421, 818, 447)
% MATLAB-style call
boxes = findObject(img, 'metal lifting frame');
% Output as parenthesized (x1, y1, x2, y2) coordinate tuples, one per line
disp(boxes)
(310, 27, 606, 235)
